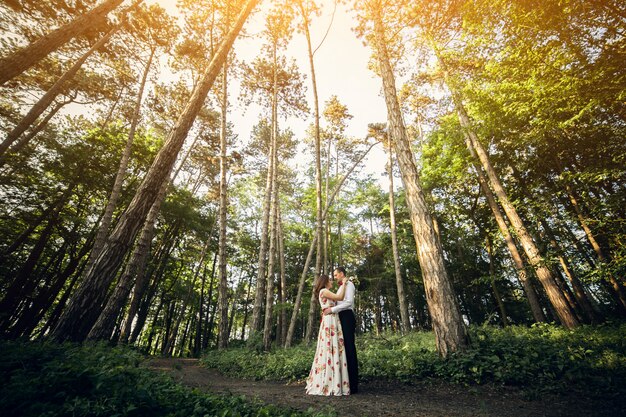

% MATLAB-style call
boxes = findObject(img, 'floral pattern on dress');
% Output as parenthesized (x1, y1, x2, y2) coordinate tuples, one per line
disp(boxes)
(305, 293, 350, 396)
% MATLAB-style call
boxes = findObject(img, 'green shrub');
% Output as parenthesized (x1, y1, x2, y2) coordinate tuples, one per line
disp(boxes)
(202, 323, 626, 395)
(0, 341, 331, 417)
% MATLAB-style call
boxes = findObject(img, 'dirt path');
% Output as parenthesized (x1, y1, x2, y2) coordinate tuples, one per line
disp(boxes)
(146, 358, 618, 417)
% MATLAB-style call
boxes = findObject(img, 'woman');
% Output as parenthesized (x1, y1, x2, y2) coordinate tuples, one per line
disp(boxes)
(305, 274, 351, 396)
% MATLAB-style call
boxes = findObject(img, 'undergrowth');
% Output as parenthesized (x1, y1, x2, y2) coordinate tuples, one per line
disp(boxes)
(0, 341, 332, 417)
(202, 323, 626, 396)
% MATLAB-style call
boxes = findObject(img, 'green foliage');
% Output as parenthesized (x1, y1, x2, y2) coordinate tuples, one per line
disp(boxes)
(203, 324, 626, 395)
(0, 341, 329, 417)
(204, 343, 315, 381)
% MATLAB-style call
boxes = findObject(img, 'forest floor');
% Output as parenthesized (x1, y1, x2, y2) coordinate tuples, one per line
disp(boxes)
(146, 357, 623, 417)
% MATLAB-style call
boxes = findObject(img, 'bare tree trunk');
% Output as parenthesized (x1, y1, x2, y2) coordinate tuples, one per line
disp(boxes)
(240, 270, 254, 340)
(540, 219, 599, 323)
(194, 263, 208, 355)
(85, 47, 155, 278)
(217, 56, 230, 349)
(116, 181, 170, 344)
(431, 46, 578, 329)
(466, 134, 545, 322)
(0, 25, 120, 157)
(297, 0, 325, 345)
(0, 0, 127, 85)
(0, 185, 72, 331)
(49, 0, 259, 342)
(372, 6, 467, 356)
(106, 132, 202, 344)
(387, 142, 410, 332)
(562, 178, 626, 311)
(277, 207, 287, 345)
(250, 124, 275, 336)
(0, 98, 69, 162)
(263, 58, 280, 350)
(10, 229, 96, 338)
(285, 142, 378, 347)
(485, 235, 508, 326)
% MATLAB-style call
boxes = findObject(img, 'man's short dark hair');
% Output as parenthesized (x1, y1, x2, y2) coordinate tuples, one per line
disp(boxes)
(334, 266, 346, 275)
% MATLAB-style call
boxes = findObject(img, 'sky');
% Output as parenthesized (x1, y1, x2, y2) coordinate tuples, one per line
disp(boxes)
(148, 0, 391, 186)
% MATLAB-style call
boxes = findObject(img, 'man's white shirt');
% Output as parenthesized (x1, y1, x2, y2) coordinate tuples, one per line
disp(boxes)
(331, 280, 355, 314)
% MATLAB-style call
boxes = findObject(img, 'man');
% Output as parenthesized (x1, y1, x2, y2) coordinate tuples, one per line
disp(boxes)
(323, 266, 358, 394)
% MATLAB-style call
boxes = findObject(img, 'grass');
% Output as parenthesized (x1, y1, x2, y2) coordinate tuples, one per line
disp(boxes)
(202, 323, 626, 396)
(0, 340, 333, 417)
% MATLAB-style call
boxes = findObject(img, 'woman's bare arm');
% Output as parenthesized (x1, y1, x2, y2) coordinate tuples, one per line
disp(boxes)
(321, 281, 346, 301)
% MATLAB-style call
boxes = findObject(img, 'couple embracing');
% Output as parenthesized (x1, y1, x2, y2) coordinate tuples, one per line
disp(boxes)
(305, 267, 359, 396)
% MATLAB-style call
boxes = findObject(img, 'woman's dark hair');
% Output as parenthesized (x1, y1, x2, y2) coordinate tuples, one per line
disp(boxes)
(314, 274, 331, 298)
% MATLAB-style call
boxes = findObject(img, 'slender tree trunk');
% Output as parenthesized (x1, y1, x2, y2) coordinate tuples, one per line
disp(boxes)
(116, 134, 203, 344)
(297, 0, 325, 345)
(539, 219, 599, 323)
(100, 86, 125, 128)
(202, 251, 218, 349)
(431, 46, 578, 329)
(485, 236, 508, 326)
(561, 177, 626, 311)
(9, 231, 95, 338)
(0, 185, 72, 331)
(50, 0, 259, 342)
(285, 142, 378, 347)
(85, 46, 155, 276)
(372, 7, 467, 356)
(116, 181, 170, 344)
(263, 57, 280, 350)
(241, 270, 254, 340)
(0, 26, 120, 158)
(217, 55, 230, 349)
(465, 134, 545, 322)
(277, 207, 287, 345)
(0, 99, 69, 163)
(194, 263, 208, 356)
(250, 124, 275, 335)
(387, 142, 410, 332)
(0, 0, 128, 86)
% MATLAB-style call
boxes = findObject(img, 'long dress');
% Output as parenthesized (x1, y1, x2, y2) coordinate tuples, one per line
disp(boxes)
(305, 291, 350, 395)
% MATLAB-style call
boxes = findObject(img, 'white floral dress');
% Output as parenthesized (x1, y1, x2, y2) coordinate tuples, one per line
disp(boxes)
(305, 291, 350, 395)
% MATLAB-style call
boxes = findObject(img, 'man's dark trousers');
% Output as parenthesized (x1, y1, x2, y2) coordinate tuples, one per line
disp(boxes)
(339, 309, 358, 393)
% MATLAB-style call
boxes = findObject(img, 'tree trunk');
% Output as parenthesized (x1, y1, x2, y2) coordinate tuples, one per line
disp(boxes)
(263, 52, 280, 350)
(240, 270, 254, 340)
(49, 0, 259, 342)
(432, 47, 579, 329)
(465, 134, 545, 322)
(387, 142, 410, 332)
(203, 251, 219, 348)
(540, 218, 599, 323)
(0, 185, 72, 331)
(194, 263, 208, 356)
(485, 235, 509, 326)
(372, 7, 467, 356)
(277, 207, 287, 345)
(297, 0, 325, 345)
(0, 98, 69, 163)
(250, 120, 275, 336)
(9, 230, 95, 339)
(217, 55, 230, 349)
(85, 46, 155, 276)
(285, 141, 378, 347)
(562, 177, 626, 311)
(0, 0, 128, 86)
(0, 25, 120, 158)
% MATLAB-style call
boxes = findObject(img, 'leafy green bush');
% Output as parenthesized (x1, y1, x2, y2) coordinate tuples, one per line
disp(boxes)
(0, 341, 330, 417)
(202, 323, 626, 395)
